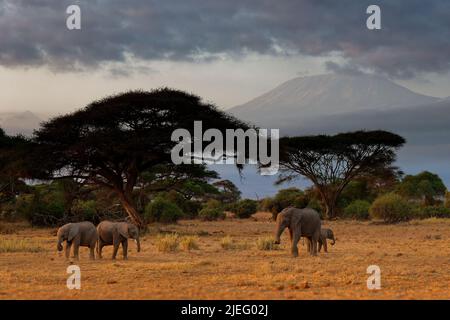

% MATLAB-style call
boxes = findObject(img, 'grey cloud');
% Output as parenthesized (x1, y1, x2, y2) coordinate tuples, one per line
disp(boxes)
(1, 0, 450, 78)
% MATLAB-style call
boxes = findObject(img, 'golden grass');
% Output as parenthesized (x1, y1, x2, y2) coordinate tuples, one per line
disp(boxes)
(256, 237, 278, 251)
(180, 236, 199, 251)
(220, 235, 235, 250)
(155, 233, 179, 252)
(0, 239, 43, 253)
(1, 213, 450, 299)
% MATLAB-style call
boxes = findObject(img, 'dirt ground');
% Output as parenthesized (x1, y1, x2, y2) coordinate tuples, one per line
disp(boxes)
(1, 213, 450, 300)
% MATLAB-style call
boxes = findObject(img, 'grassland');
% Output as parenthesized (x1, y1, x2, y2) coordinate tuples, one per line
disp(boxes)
(1, 213, 450, 299)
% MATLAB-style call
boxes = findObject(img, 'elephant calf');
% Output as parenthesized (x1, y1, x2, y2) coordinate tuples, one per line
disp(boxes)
(56, 221, 98, 260)
(318, 228, 336, 253)
(97, 221, 141, 260)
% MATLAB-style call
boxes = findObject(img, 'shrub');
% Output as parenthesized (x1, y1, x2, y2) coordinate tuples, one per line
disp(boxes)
(369, 193, 412, 223)
(415, 206, 450, 219)
(234, 199, 258, 219)
(144, 197, 183, 223)
(445, 191, 450, 209)
(155, 234, 179, 252)
(343, 200, 371, 220)
(180, 236, 199, 251)
(71, 200, 98, 221)
(198, 200, 225, 221)
(256, 237, 279, 251)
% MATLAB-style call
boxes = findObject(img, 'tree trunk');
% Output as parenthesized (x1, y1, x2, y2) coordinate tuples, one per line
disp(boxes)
(117, 192, 145, 228)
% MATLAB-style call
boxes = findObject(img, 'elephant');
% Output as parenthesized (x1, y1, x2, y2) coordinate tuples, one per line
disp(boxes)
(317, 228, 336, 253)
(56, 221, 98, 260)
(97, 221, 141, 260)
(274, 207, 321, 257)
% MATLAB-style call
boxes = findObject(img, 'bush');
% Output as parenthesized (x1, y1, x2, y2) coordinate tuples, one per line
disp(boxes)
(445, 191, 450, 209)
(71, 200, 98, 221)
(180, 236, 199, 251)
(144, 197, 183, 223)
(415, 206, 450, 219)
(256, 237, 279, 251)
(343, 200, 371, 220)
(234, 199, 258, 219)
(198, 200, 225, 221)
(155, 234, 179, 252)
(369, 193, 412, 223)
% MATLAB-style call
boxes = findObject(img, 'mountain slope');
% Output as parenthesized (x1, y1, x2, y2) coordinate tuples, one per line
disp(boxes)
(229, 74, 439, 128)
(0, 111, 42, 135)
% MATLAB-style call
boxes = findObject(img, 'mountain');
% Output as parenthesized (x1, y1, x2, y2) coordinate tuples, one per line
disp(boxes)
(221, 74, 450, 198)
(0, 111, 42, 136)
(229, 74, 439, 129)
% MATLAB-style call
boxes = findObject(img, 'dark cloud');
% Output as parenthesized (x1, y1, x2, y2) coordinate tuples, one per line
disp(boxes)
(1, 0, 450, 78)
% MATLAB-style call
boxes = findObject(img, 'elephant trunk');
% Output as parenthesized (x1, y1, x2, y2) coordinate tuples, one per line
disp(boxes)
(331, 237, 336, 245)
(274, 223, 284, 244)
(56, 229, 64, 251)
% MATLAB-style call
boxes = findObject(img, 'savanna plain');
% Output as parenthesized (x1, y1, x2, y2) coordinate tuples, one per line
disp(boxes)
(1, 212, 450, 300)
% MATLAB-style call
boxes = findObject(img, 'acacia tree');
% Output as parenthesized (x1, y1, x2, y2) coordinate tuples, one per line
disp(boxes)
(277, 131, 405, 218)
(33, 89, 248, 227)
(0, 128, 31, 199)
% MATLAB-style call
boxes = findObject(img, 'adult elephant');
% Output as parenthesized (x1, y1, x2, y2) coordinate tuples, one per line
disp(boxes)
(97, 221, 141, 260)
(56, 221, 98, 260)
(274, 207, 321, 257)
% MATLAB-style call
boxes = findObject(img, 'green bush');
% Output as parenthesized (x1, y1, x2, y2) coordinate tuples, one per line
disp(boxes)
(343, 200, 371, 220)
(198, 200, 225, 221)
(414, 205, 450, 219)
(445, 191, 450, 209)
(234, 199, 258, 219)
(369, 193, 412, 223)
(144, 197, 183, 223)
(71, 200, 98, 221)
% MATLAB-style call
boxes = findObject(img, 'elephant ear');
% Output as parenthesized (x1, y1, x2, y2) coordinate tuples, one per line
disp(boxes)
(67, 224, 79, 242)
(290, 211, 302, 229)
(118, 223, 130, 239)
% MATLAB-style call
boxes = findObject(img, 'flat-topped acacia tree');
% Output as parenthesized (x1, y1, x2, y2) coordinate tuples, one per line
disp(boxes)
(33, 89, 249, 227)
(277, 131, 405, 219)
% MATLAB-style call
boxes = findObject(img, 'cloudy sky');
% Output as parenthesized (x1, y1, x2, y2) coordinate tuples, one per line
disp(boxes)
(1, 0, 450, 116)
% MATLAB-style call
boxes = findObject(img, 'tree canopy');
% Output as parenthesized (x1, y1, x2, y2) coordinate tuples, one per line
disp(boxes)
(277, 130, 406, 218)
(33, 89, 249, 227)
(396, 171, 446, 205)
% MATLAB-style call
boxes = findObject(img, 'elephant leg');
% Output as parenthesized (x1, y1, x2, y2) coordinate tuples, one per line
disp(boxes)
(73, 239, 80, 261)
(288, 228, 293, 243)
(306, 237, 311, 253)
(98, 239, 104, 259)
(122, 240, 128, 260)
(318, 238, 322, 252)
(323, 240, 328, 253)
(65, 241, 72, 259)
(311, 235, 318, 256)
(89, 243, 95, 260)
(291, 232, 300, 257)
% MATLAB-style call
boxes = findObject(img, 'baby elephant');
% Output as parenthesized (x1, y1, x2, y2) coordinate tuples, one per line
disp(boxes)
(318, 228, 336, 253)
(56, 221, 98, 260)
(97, 221, 141, 260)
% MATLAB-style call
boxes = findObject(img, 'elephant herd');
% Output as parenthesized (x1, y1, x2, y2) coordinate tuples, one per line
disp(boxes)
(56, 220, 140, 260)
(56, 207, 335, 260)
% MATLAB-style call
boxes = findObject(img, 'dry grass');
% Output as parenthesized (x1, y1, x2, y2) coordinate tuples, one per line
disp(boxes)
(180, 236, 199, 251)
(1, 213, 450, 299)
(0, 239, 43, 253)
(220, 235, 235, 250)
(155, 234, 179, 252)
(256, 237, 279, 251)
